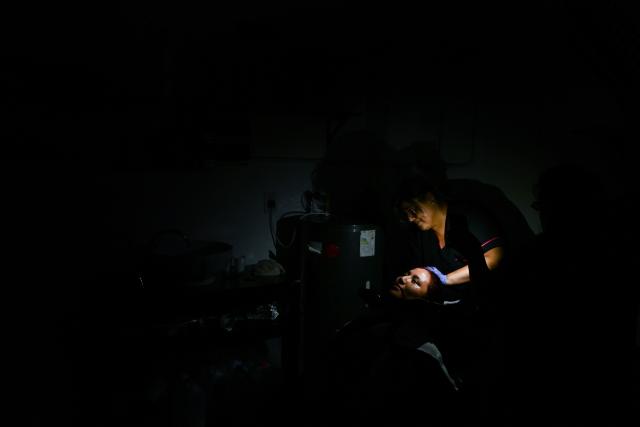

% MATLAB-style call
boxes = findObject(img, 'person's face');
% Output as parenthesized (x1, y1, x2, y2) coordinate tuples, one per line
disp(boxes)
(391, 267, 433, 299)
(396, 268, 430, 286)
(400, 196, 437, 231)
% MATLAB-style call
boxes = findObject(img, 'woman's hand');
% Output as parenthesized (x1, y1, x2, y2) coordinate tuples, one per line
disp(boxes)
(390, 268, 439, 300)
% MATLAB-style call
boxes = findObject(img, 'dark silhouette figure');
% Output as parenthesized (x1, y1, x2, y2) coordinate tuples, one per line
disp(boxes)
(503, 163, 629, 425)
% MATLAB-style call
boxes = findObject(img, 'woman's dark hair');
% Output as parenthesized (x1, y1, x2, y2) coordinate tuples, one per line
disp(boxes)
(390, 143, 448, 209)
(392, 170, 448, 221)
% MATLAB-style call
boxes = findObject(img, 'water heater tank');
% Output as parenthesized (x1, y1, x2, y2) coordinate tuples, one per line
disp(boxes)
(300, 215, 384, 337)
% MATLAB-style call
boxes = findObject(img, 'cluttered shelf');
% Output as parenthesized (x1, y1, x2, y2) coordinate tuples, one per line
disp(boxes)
(137, 268, 297, 324)
(74, 264, 303, 426)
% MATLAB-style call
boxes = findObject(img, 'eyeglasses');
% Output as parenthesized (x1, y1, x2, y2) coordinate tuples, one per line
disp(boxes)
(397, 202, 421, 221)
(404, 207, 418, 219)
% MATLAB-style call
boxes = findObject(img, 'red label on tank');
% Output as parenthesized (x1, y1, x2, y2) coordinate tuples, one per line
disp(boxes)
(324, 243, 340, 258)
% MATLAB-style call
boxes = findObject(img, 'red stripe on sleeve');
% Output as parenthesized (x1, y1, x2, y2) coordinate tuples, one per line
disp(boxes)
(481, 236, 501, 247)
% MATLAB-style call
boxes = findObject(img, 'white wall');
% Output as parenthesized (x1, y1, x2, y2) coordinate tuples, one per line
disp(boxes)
(108, 160, 317, 266)
(99, 1, 635, 277)
(107, 78, 629, 266)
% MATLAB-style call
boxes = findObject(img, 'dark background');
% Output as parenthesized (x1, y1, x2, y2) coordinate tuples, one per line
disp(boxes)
(6, 1, 639, 425)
